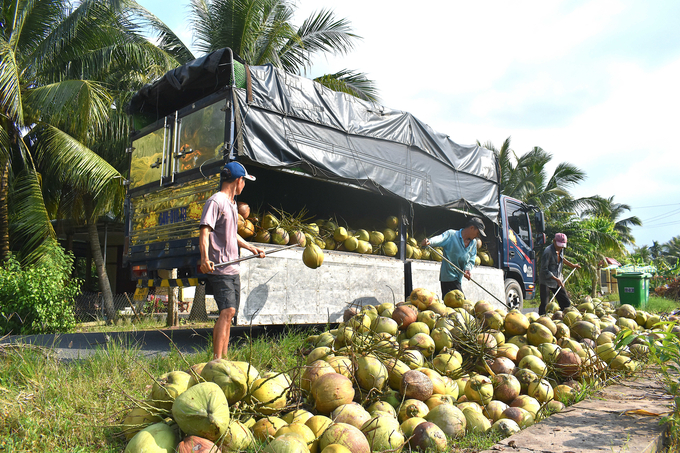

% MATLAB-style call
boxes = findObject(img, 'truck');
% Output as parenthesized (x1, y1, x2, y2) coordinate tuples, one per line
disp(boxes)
(124, 48, 546, 325)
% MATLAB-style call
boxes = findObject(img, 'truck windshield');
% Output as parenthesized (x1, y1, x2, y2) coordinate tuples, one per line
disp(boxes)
(176, 100, 226, 173)
(130, 128, 164, 189)
(509, 210, 531, 245)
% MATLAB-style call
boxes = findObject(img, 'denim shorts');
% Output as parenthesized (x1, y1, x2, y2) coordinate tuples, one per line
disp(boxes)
(207, 274, 240, 312)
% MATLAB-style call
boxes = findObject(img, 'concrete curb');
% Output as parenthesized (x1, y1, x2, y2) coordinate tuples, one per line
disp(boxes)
(479, 373, 671, 453)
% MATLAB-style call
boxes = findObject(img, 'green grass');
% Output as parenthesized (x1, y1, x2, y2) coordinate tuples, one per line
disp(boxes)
(0, 330, 309, 452)
(523, 294, 679, 313)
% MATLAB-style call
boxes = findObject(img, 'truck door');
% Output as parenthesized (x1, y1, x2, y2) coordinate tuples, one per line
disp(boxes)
(503, 198, 536, 302)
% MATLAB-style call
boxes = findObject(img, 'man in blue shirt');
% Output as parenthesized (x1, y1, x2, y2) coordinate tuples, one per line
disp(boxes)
(421, 217, 486, 298)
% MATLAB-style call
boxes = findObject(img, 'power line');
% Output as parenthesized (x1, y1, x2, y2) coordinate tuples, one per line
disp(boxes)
(632, 202, 680, 209)
(635, 219, 680, 229)
(641, 207, 680, 223)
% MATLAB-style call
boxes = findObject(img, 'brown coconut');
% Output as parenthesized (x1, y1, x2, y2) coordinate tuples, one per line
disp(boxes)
(177, 436, 221, 453)
(555, 349, 582, 379)
(401, 370, 434, 401)
(392, 305, 418, 330)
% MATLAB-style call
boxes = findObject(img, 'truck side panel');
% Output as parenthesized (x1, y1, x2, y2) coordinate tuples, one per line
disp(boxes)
(236, 248, 507, 325)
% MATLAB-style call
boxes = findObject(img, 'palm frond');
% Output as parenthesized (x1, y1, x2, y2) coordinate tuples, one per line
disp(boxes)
(126, 1, 195, 63)
(23, 80, 112, 140)
(33, 124, 122, 198)
(314, 69, 379, 102)
(280, 8, 358, 73)
(0, 37, 23, 124)
(24, 0, 127, 79)
(7, 168, 58, 266)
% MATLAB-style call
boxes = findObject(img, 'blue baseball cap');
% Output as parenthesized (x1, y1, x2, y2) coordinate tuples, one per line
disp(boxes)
(223, 161, 256, 181)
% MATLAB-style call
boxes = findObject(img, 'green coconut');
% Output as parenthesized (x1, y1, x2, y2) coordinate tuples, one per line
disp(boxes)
(360, 413, 404, 453)
(367, 400, 398, 417)
(462, 407, 492, 434)
(302, 360, 336, 392)
(334, 227, 349, 242)
(355, 356, 388, 391)
(223, 420, 255, 452)
(464, 375, 494, 405)
(264, 434, 308, 453)
(382, 228, 397, 242)
(262, 213, 279, 230)
(311, 373, 355, 415)
(171, 382, 230, 442)
(200, 360, 249, 405)
(250, 377, 289, 415)
(303, 243, 325, 269)
(331, 403, 372, 430)
(491, 418, 521, 437)
(252, 417, 287, 442)
(424, 403, 466, 439)
(271, 227, 289, 245)
(355, 229, 370, 242)
(124, 422, 178, 453)
(383, 241, 398, 256)
(150, 371, 194, 412)
(369, 231, 385, 246)
(385, 216, 399, 229)
(344, 237, 359, 252)
(356, 240, 372, 254)
(122, 406, 163, 440)
(319, 423, 370, 453)
(254, 229, 271, 243)
(398, 399, 429, 423)
(275, 424, 316, 452)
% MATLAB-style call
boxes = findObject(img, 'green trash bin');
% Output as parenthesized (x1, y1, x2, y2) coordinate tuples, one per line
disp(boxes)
(614, 272, 651, 309)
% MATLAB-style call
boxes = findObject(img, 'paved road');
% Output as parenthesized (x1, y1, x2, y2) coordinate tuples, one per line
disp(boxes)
(0, 325, 306, 361)
(2, 308, 538, 362)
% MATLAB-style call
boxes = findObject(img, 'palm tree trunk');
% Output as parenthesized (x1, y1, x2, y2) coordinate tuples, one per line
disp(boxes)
(86, 219, 116, 323)
(0, 159, 9, 262)
(189, 282, 207, 321)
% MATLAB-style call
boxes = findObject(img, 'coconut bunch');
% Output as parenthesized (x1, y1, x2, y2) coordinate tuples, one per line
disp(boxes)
(120, 290, 674, 453)
(475, 239, 494, 267)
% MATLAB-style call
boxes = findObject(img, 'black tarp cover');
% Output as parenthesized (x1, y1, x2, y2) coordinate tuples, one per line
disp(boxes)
(237, 64, 500, 223)
(126, 48, 237, 119)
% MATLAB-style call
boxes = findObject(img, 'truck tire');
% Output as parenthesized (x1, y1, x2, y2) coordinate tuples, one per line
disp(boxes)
(505, 278, 523, 310)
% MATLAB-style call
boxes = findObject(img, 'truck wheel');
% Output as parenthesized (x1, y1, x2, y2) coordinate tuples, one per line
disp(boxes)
(505, 279, 523, 310)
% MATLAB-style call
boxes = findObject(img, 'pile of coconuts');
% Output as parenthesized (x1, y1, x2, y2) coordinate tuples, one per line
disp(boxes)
(121, 289, 675, 452)
(235, 204, 447, 269)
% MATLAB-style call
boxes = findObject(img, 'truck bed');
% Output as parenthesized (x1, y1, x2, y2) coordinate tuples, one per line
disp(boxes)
(236, 245, 505, 326)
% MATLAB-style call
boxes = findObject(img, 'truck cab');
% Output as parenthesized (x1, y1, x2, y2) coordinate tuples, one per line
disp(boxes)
(499, 194, 545, 309)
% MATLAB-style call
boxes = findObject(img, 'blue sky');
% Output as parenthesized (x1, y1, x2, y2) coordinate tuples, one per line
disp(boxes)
(137, 0, 680, 250)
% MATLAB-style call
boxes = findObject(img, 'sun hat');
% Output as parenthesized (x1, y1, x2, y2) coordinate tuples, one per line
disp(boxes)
(554, 233, 567, 247)
(466, 217, 486, 237)
(223, 161, 256, 181)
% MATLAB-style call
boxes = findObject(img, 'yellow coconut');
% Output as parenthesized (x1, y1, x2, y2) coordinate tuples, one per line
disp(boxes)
(303, 243, 324, 269)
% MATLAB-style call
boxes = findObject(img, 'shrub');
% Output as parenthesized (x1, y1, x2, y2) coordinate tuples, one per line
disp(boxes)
(0, 246, 81, 335)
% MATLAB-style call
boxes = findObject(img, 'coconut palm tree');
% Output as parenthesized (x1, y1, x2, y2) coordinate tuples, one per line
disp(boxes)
(580, 196, 642, 247)
(663, 236, 680, 265)
(480, 137, 596, 218)
(189, 0, 379, 101)
(0, 0, 184, 320)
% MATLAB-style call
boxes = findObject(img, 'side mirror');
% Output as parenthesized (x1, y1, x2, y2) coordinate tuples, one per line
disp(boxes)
(534, 211, 546, 233)
(536, 233, 546, 247)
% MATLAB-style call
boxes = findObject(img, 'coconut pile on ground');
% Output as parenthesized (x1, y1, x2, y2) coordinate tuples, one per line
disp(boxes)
(120, 289, 677, 452)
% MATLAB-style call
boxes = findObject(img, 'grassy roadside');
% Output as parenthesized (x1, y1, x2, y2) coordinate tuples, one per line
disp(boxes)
(0, 327, 510, 453)
(524, 294, 679, 312)
(0, 329, 312, 453)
